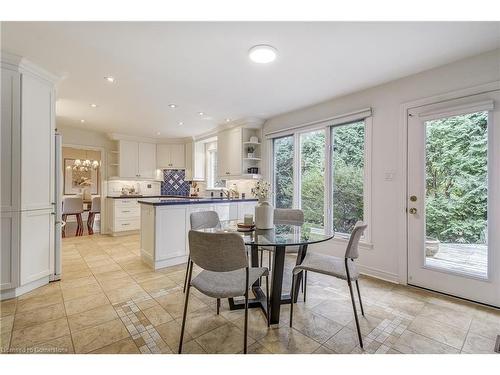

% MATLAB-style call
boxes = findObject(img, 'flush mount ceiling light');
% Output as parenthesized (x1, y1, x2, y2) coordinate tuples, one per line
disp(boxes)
(80, 119, 85, 123)
(248, 44, 277, 64)
(225, 118, 231, 122)
(90, 103, 98, 108)
(156, 132, 161, 136)
(168, 104, 177, 109)
(178, 122, 184, 126)
(104, 76, 115, 83)
(198, 112, 205, 116)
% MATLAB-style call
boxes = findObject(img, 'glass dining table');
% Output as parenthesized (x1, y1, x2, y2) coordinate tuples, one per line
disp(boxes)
(196, 219, 334, 324)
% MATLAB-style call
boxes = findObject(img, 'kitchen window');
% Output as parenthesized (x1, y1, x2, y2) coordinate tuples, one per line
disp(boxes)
(206, 142, 226, 189)
(270, 116, 371, 240)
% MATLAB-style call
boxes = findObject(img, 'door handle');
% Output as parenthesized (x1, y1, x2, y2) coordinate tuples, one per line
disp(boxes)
(409, 208, 417, 214)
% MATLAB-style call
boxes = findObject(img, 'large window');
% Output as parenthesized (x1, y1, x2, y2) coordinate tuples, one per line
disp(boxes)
(300, 130, 325, 232)
(206, 142, 226, 189)
(331, 121, 365, 234)
(271, 119, 368, 238)
(273, 136, 294, 208)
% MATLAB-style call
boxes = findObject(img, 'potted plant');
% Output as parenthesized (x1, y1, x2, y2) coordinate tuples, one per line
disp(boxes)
(425, 237, 440, 257)
(247, 146, 256, 158)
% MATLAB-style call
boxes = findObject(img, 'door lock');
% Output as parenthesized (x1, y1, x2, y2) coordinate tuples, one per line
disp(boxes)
(409, 207, 417, 214)
(410, 195, 417, 202)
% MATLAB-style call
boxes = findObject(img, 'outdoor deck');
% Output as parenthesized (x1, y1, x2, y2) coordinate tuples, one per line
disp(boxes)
(425, 243, 488, 278)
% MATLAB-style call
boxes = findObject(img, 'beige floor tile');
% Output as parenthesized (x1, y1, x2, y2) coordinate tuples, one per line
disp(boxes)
(91, 338, 140, 354)
(417, 302, 472, 330)
(90, 263, 124, 275)
(62, 282, 104, 301)
(408, 315, 467, 349)
(139, 276, 177, 293)
(181, 339, 207, 354)
(311, 298, 358, 325)
(104, 284, 149, 304)
(324, 326, 360, 354)
(68, 304, 118, 332)
(195, 323, 255, 354)
(64, 291, 110, 315)
(0, 299, 17, 317)
(0, 315, 14, 335)
(156, 320, 194, 350)
(380, 292, 426, 316)
(60, 275, 99, 290)
(1, 331, 12, 352)
(120, 259, 152, 275)
(10, 317, 70, 349)
(16, 292, 64, 313)
(287, 309, 343, 344)
(33, 335, 74, 354)
(469, 317, 500, 341)
(13, 303, 66, 331)
(135, 297, 160, 311)
(71, 318, 130, 353)
(61, 268, 94, 281)
(391, 330, 459, 354)
(133, 271, 170, 284)
(230, 308, 272, 341)
(313, 345, 336, 354)
(155, 290, 207, 319)
(462, 332, 497, 354)
(142, 305, 174, 326)
(94, 269, 130, 282)
(17, 282, 61, 301)
(258, 325, 321, 354)
(181, 308, 228, 338)
(98, 275, 137, 292)
(345, 314, 383, 336)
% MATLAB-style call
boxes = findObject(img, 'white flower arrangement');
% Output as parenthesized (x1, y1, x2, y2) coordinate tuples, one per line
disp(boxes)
(251, 179, 271, 201)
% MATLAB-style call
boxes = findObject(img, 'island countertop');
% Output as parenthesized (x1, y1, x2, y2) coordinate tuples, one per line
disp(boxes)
(137, 197, 258, 206)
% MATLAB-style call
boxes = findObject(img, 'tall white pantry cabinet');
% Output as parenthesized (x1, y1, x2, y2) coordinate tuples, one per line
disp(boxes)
(1, 53, 58, 299)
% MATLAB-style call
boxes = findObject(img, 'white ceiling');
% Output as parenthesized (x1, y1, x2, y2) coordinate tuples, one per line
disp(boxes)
(2, 22, 499, 138)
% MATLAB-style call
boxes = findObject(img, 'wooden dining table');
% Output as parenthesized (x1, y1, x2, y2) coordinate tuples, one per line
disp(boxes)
(196, 219, 334, 324)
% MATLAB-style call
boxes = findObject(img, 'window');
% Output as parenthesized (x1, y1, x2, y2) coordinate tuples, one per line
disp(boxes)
(270, 118, 369, 239)
(273, 136, 294, 208)
(300, 130, 325, 232)
(331, 121, 365, 235)
(206, 142, 225, 189)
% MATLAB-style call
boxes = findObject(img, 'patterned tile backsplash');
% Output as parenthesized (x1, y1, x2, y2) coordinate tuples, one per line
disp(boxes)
(161, 169, 190, 196)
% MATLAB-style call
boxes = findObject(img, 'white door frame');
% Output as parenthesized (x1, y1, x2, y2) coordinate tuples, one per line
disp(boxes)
(399, 81, 500, 286)
(61, 143, 107, 234)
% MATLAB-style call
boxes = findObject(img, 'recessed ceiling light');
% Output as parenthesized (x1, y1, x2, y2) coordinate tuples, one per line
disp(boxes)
(225, 118, 231, 122)
(198, 112, 204, 116)
(80, 119, 85, 123)
(90, 103, 98, 108)
(156, 132, 161, 136)
(104, 76, 115, 83)
(168, 104, 177, 109)
(249, 45, 277, 64)
(178, 122, 184, 126)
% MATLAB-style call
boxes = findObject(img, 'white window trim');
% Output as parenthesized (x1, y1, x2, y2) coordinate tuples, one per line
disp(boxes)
(268, 116, 373, 247)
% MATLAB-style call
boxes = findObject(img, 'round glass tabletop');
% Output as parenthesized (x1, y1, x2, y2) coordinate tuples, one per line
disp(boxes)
(196, 219, 334, 247)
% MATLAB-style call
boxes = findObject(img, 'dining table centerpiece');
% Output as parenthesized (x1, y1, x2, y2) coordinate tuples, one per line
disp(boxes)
(252, 179, 274, 229)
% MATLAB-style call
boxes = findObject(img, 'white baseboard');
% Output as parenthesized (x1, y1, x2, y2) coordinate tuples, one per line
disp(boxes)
(0, 276, 50, 301)
(357, 264, 400, 284)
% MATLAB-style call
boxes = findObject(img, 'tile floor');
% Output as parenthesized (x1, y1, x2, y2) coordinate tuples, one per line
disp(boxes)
(0, 234, 499, 354)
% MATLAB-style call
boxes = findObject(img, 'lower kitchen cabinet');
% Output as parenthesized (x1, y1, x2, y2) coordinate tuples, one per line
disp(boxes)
(107, 198, 141, 235)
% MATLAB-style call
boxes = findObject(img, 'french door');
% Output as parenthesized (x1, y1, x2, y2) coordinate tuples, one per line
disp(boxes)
(407, 90, 500, 307)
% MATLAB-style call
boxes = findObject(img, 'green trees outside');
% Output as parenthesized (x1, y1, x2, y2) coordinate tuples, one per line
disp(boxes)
(425, 112, 488, 244)
(273, 136, 294, 209)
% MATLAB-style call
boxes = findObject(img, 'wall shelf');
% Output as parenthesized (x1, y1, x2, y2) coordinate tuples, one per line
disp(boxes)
(243, 157, 261, 161)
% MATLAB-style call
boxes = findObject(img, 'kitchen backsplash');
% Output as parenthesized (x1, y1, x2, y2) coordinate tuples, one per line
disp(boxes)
(107, 180, 161, 197)
(161, 169, 190, 196)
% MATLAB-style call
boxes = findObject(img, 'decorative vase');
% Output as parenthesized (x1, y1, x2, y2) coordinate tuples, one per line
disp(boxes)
(255, 200, 274, 229)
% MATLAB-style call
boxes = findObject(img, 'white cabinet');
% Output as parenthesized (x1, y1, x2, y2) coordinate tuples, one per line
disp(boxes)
(119, 141, 157, 179)
(217, 127, 242, 178)
(1, 54, 57, 298)
(157, 143, 185, 169)
(107, 198, 141, 235)
(156, 206, 187, 260)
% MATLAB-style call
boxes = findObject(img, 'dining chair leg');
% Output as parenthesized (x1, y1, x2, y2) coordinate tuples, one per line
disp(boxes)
(303, 271, 307, 302)
(87, 212, 94, 235)
(268, 251, 272, 272)
(289, 274, 296, 328)
(355, 280, 365, 316)
(265, 274, 270, 327)
(182, 256, 190, 293)
(347, 278, 363, 348)
(61, 214, 67, 238)
(178, 261, 193, 354)
(76, 213, 83, 236)
(259, 249, 263, 267)
(216, 298, 220, 315)
(243, 267, 249, 354)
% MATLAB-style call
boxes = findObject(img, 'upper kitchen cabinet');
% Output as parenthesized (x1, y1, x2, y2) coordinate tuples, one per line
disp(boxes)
(118, 140, 157, 179)
(217, 127, 242, 178)
(157, 143, 185, 169)
(185, 140, 206, 181)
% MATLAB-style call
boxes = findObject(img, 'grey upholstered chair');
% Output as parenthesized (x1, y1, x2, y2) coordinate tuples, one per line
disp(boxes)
(289, 221, 368, 348)
(62, 196, 84, 237)
(179, 230, 269, 354)
(183, 211, 221, 294)
(260, 208, 306, 292)
(87, 195, 100, 235)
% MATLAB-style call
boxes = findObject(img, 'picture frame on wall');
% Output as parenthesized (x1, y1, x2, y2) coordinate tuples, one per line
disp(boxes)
(64, 158, 99, 195)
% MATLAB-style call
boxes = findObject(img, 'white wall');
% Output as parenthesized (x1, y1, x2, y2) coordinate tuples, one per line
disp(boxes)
(263, 49, 500, 283)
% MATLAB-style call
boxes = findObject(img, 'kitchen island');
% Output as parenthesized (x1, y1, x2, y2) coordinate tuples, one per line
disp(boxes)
(138, 197, 258, 270)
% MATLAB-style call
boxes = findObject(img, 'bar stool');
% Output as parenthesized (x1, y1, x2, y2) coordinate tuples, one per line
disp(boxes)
(62, 196, 84, 237)
(87, 196, 100, 235)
